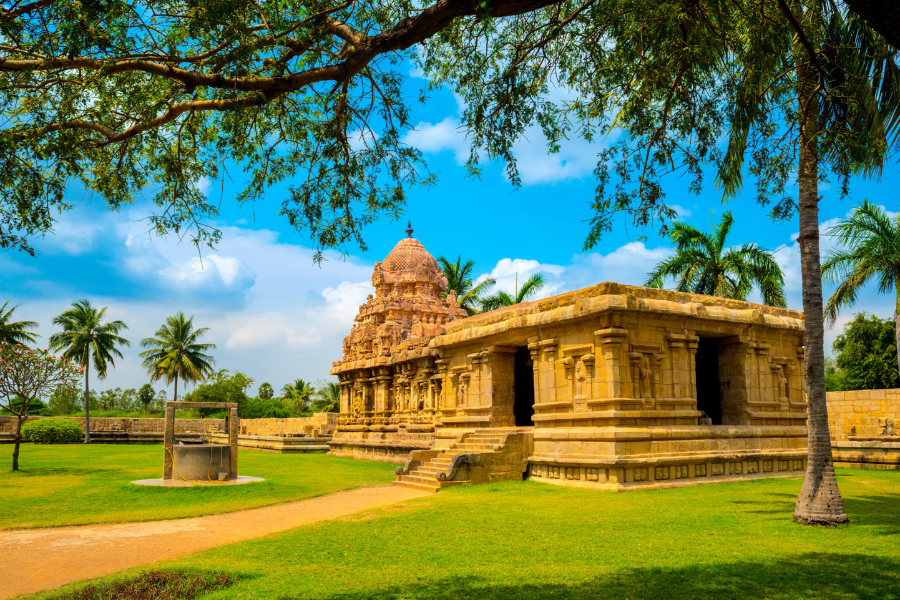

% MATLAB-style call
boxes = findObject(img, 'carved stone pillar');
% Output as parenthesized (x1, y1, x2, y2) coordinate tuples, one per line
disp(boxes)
(594, 328, 628, 401)
(539, 339, 559, 404)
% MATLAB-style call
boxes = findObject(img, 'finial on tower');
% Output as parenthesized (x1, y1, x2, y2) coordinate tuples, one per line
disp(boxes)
(406, 220, 413, 238)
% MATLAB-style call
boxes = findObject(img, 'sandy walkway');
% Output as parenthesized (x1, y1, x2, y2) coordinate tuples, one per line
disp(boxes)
(0, 485, 430, 599)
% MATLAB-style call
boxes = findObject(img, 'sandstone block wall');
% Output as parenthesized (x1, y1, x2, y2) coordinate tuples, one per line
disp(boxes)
(239, 413, 338, 437)
(0, 415, 225, 434)
(0, 413, 338, 437)
(826, 389, 900, 441)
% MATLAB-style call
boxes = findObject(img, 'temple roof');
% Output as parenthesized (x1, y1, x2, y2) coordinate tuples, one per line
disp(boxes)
(332, 234, 467, 374)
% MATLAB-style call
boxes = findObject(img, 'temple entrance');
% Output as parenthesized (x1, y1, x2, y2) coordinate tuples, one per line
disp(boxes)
(695, 338, 723, 425)
(513, 347, 535, 426)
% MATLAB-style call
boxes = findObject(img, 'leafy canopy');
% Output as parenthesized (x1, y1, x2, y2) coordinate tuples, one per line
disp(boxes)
(0, 301, 39, 345)
(644, 211, 787, 307)
(49, 299, 130, 378)
(822, 199, 900, 324)
(832, 312, 899, 391)
(139, 311, 216, 393)
(3, 1, 899, 259)
(437, 255, 496, 316)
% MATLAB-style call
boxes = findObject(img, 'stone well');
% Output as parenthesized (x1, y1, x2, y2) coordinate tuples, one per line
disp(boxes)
(171, 444, 232, 481)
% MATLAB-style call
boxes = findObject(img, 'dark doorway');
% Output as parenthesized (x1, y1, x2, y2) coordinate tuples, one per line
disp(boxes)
(513, 347, 535, 426)
(695, 338, 722, 425)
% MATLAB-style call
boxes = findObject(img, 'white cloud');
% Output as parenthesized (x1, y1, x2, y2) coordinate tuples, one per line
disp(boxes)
(403, 117, 469, 164)
(670, 204, 692, 218)
(195, 176, 212, 195)
(508, 126, 600, 185)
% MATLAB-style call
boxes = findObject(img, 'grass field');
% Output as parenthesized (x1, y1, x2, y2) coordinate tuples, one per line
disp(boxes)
(27, 467, 900, 600)
(0, 444, 397, 529)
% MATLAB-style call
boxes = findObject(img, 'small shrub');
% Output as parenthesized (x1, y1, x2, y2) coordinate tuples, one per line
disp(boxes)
(20, 418, 83, 444)
(49, 569, 238, 600)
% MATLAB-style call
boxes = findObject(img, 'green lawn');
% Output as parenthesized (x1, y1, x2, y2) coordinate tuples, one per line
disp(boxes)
(30, 468, 900, 600)
(0, 444, 398, 529)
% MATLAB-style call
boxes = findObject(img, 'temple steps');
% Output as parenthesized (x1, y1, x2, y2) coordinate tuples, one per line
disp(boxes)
(392, 428, 532, 492)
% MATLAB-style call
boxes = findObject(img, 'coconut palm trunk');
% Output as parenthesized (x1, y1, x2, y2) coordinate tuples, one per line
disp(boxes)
(83, 361, 91, 444)
(792, 60, 848, 525)
(174, 373, 179, 402)
(896, 293, 900, 378)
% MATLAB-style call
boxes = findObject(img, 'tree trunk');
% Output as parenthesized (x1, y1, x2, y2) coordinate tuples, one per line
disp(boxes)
(84, 362, 91, 444)
(12, 414, 24, 471)
(174, 374, 179, 402)
(895, 296, 900, 383)
(792, 59, 849, 526)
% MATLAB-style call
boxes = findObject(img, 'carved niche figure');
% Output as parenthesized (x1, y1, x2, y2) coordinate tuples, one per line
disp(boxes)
(639, 355, 653, 398)
(351, 389, 362, 418)
(775, 365, 789, 401)
(882, 419, 896, 436)
(418, 382, 428, 410)
(457, 377, 467, 407)
(574, 360, 587, 398)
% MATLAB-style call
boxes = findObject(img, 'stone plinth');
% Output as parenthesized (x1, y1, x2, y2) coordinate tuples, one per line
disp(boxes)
(171, 444, 231, 481)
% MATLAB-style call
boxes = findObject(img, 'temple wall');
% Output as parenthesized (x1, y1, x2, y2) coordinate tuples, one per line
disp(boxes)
(826, 389, 900, 441)
(332, 279, 813, 489)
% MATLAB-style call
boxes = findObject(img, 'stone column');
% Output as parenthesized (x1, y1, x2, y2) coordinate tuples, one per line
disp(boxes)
(229, 407, 239, 480)
(594, 328, 627, 400)
(529, 346, 541, 403)
(539, 340, 559, 404)
(163, 404, 175, 479)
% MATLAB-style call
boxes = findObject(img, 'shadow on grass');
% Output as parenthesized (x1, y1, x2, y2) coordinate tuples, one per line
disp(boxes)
(290, 553, 900, 600)
(3, 467, 112, 477)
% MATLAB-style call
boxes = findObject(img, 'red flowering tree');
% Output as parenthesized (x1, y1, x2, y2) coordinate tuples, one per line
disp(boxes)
(0, 342, 82, 470)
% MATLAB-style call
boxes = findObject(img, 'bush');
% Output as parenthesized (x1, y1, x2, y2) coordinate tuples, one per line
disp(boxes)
(49, 569, 237, 600)
(21, 418, 84, 444)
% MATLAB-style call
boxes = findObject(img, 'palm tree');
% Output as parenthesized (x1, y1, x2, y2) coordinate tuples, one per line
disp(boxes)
(437, 255, 496, 316)
(644, 212, 787, 308)
(480, 273, 546, 311)
(313, 382, 341, 413)
(282, 378, 314, 400)
(822, 200, 900, 376)
(49, 300, 130, 443)
(139, 312, 216, 403)
(0, 301, 39, 345)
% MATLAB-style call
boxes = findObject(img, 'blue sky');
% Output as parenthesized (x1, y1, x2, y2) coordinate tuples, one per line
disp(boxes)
(2, 64, 898, 397)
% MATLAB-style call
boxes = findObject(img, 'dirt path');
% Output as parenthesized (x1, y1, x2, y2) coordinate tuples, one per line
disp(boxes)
(0, 485, 430, 599)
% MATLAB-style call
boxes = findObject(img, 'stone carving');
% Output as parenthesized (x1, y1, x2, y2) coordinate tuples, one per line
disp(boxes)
(639, 355, 653, 398)
(574, 360, 587, 399)
(882, 419, 896, 436)
(333, 236, 467, 370)
(775, 365, 788, 402)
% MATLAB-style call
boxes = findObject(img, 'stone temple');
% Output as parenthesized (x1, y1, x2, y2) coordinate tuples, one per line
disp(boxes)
(329, 231, 809, 491)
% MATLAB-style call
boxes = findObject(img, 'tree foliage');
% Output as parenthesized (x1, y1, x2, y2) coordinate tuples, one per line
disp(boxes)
(832, 312, 899, 391)
(822, 200, 900, 325)
(437, 255, 496, 315)
(0, 342, 82, 468)
(182, 369, 254, 415)
(0, 301, 39, 345)
(480, 273, 545, 311)
(140, 312, 216, 401)
(645, 211, 787, 307)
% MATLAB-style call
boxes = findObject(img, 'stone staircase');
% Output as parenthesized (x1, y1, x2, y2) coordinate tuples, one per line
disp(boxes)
(393, 429, 533, 492)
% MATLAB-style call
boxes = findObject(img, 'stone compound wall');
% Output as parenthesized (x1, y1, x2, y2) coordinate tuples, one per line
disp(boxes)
(0, 413, 337, 437)
(826, 389, 900, 441)
(0, 415, 224, 434)
(239, 413, 338, 437)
